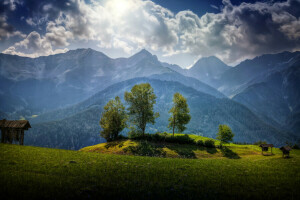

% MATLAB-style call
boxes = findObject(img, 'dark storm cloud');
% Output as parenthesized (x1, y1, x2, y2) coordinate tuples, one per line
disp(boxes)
(177, 0, 300, 63)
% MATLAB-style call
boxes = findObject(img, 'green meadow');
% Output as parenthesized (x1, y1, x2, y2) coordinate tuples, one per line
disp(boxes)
(0, 135, 300, 199)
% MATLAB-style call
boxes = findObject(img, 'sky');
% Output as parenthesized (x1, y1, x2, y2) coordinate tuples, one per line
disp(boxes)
(0, 0, 299, 68)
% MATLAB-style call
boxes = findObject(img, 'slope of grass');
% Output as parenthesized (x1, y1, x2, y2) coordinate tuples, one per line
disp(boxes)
(80, 139, 259, 159)
(1, 143, 300, 199)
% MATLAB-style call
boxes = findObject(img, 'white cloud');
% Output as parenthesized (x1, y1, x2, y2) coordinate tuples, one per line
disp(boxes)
(3, 0, 22, 11)
(2, 31, 68, 57)
(26, 18, 37, 26)
(2, 0, 300, 66)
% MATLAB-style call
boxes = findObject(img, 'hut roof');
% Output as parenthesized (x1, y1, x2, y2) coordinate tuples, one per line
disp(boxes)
(259, 144, 274, 148)
(0, 119, 31, 130)
(280, 146, 292, 151)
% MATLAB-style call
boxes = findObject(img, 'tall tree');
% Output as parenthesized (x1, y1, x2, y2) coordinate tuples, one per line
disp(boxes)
(124, 83, 159, 136)
(100, 96, 127, 141)
(216, 124, 234, 147)
(168, 92, 191, 136)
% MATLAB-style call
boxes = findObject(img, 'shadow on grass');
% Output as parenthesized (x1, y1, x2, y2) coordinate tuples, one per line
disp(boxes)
(167, 145, 219, 159)
(124, 141, 166, 157)
(166, 145, 197, 159)
(262, 153, 274, 156)
(123, 140, 220, 159)
(206, 147, 218, 154)
(221, 147, 240, 159)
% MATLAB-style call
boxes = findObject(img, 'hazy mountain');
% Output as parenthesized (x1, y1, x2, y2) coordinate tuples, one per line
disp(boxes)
(149, 72, 226, 98)
(26, 78, 293, 150)
(233, 55, 300, 136)
(0, 49, 223, 116)
(161, 62, 187, 75)
(161, 56, 231, 87)
(217, 51, 300, 96)
(187, 56, 230, 86)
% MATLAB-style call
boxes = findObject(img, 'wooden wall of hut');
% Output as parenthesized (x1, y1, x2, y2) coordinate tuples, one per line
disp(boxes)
(1, 128, 24, 145)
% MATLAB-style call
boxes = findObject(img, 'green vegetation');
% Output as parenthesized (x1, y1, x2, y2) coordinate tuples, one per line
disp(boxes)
(100, 96, 127, 141)
(1, 142, 299, 199)
(168, 92, 191, 136)
(216, 124, 234, 147)
(124, 83, 159, 136)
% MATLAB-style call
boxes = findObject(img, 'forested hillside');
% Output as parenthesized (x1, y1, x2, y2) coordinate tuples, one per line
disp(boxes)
(26, 78, 292, 149)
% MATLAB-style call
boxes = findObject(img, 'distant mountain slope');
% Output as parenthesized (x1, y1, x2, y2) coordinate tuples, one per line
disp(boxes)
(187, 56, 230, 87)
(217, 51, 300, 96)
(233, 57, 300, 136)
(0, 49, 224, 116)
(26, 78, 293, 150)
(162, 56, 231, 87)
(149, 72, 226, 98)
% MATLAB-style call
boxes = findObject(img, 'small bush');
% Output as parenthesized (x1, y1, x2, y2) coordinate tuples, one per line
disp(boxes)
(253, 140, 267, 145)
(165, 134, 196, 145)
(130, 132, 198, 145)
(204, 140, 215, 148)
(196, 140, 204, 146)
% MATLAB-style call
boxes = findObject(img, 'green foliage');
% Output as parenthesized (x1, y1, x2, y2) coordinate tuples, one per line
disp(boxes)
(100, 96, 128, 141)
(253, 140, 267, 145)
(196, 140, 204, 146)
(130, 133, 196, 145)
(216, 124, 234, 146)
(204, 139, 215, 148)
(124, 83, 159, 135)
(168, 92, 191, 135)
(124, 141, 166, 157)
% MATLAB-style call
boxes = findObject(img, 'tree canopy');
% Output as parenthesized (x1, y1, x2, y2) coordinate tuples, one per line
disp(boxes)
(216, 124, 234, 146)
(124, 83, 159, 136)
(168, 92, 191, 136)
(100, 96, 127, 141)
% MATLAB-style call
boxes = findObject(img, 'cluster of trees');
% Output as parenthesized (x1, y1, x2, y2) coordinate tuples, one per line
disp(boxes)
(100, 82, 235, 145)
(100, 83, 191, 141)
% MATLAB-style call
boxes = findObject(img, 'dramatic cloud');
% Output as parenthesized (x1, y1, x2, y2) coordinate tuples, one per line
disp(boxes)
(0, 16, 25, 40)
(3, 31, 68, 57)
(2, 0, 300, 66)
(0, 1, 25, 40)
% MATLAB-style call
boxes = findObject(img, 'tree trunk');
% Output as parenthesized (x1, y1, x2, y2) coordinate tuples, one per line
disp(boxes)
(142, 126, 145, 137)
(172, 115, 175, 137)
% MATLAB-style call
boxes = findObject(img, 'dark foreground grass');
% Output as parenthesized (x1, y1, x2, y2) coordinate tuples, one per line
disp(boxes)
(0, 144, 300, 199)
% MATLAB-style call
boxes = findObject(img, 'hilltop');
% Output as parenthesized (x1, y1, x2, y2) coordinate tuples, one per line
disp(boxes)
(80, 134, 260, 159)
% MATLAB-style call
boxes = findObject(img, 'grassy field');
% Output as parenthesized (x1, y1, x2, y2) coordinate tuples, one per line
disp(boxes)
(0, 138, 300, 199)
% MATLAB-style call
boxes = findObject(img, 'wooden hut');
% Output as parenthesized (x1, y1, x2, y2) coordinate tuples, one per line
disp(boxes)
(280, 146, 292, 158)
(0, 119, 31, 145)
(259, 144, 274, 155)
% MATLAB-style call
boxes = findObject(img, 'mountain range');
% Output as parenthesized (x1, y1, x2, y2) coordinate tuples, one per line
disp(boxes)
(0, 48, 299, 149)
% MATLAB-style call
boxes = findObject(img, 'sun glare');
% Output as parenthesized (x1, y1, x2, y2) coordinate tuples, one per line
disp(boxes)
(107, 0, 131, 16)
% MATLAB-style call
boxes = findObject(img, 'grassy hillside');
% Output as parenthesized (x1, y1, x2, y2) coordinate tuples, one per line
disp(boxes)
(80, 134, 259, 159)
(1, 141, 300, 199)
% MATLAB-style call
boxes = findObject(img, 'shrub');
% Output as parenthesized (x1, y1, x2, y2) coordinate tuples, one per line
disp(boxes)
(253, 140, 267, 145)
(204, 139, 215, 148)
(165, 134, 195, 144)
(196, 140, 204, 146)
